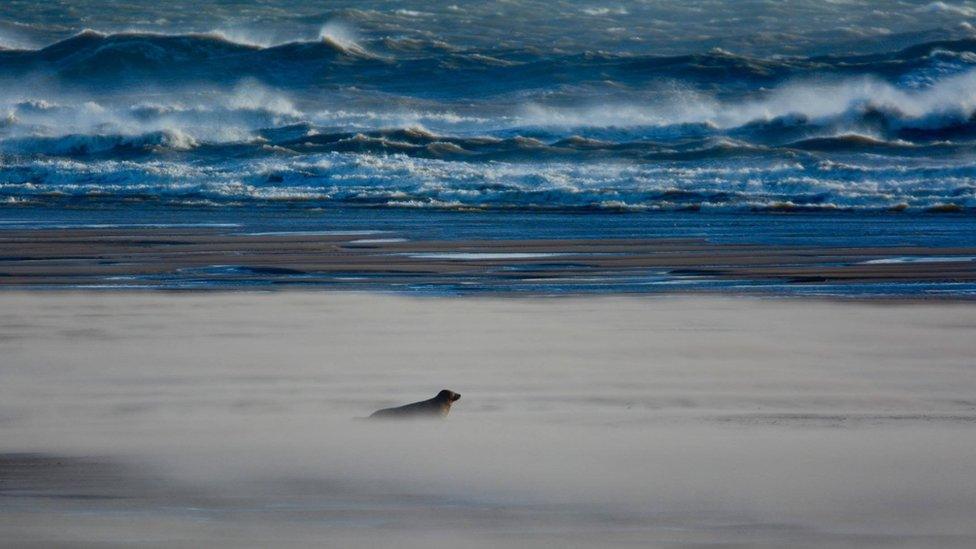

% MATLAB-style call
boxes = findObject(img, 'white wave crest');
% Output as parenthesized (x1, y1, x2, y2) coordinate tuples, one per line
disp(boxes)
(519, 68, 976, 132)
(916, 1, 976, 17)
(318, 21, 371, 57)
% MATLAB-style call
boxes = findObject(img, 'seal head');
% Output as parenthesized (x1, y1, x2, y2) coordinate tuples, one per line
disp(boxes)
(437, 389, 461, 403)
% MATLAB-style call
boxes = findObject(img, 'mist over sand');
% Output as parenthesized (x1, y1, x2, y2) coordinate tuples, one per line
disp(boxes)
(1, 292, 974, 547)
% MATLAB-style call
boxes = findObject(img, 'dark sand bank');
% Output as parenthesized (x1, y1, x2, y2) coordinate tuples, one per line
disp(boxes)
(1, 228, 975, 294)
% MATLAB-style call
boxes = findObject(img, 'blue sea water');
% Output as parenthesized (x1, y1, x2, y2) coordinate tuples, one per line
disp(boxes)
(1, 1, 975, 295)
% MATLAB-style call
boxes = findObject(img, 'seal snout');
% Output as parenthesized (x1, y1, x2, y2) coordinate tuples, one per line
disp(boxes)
(451, 392, 461, 402)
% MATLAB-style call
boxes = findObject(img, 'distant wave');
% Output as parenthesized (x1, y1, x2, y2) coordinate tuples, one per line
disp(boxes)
(4, 32, 976, 96)
(4, 32, 976, 147)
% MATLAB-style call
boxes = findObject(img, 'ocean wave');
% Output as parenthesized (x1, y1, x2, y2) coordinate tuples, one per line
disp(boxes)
(1, 33, 976, 217)
(1, 152, 972, 213)
(4, 32, 976, 96)
(9, 37, 976, 153)
(4, 31, 976, 143)
(3, 119, 970, 162)
(520, 68, 976, 142)
(1, 129, 198, 157)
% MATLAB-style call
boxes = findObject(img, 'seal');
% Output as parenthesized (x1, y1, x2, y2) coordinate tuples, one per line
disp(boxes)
(369, 389, 461, 419)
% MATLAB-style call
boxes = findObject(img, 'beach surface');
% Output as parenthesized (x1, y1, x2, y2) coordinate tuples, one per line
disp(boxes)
(2, 226, 975, 296)
(1, 292, 975, 548)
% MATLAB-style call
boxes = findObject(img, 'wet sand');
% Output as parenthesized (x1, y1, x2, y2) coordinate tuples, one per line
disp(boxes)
(0, 227, 975, 292)
(1, 292, 975, 547)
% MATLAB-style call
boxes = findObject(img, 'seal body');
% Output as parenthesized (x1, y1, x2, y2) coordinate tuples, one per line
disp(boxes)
(369, 390, 461, 419)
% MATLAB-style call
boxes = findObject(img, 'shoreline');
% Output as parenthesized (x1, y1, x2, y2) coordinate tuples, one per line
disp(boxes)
(4, 287, 976, 306)
(2, 227, 975, 297)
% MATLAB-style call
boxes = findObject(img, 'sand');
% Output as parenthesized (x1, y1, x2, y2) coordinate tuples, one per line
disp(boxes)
(1, 292, 975, 548)
(1, 228, 975, 290)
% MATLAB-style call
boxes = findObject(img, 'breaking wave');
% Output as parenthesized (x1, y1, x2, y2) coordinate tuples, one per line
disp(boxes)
(1, 150, 973, 213)
(1, 32, 976, 214)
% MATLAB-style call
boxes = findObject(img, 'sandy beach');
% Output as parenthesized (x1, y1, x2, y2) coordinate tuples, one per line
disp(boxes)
(1, 292, 974, 548)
